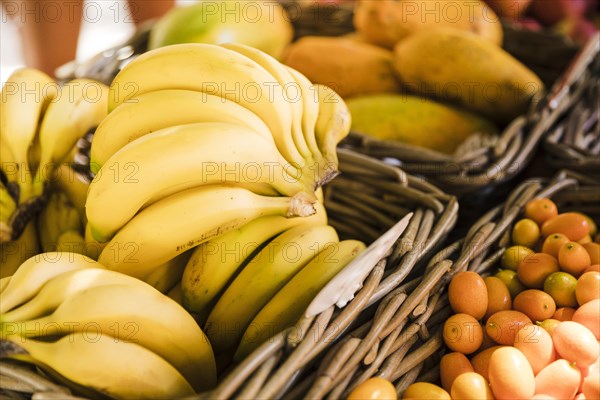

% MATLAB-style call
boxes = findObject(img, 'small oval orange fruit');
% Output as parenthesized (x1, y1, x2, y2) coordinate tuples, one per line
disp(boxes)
(448, 271, 488, 320)
(483, 276, 511, 321)
(576, 271, 600, 306)
(443, 313, 483, 355)
(485, 310, 532, 345)
(517, 253, 560, 289)
(542, 213, 590, 242)
(558, 241, 591, 277)
(439, 352, 474, 393)
(488, 347, 535, 400)
(541, 233, 570, 259)
(525, 198, 558, 226)
(544, 271, 578, 308)
(512, 218, 540, 248)
(512, 289, 556, 323)
(552, 321, 599, 368)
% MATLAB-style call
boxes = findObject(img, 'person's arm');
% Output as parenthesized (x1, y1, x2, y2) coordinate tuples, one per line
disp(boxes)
(127, 0, 174, 25)
(16, 0, 84, 76)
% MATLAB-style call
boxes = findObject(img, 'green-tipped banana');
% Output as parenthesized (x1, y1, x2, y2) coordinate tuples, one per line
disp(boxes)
(205, 224, 339, 354)
(0, 68, 58, 201)
(37, 191, 82, 252)
(0, 252, 100, 313)
(1, 268, 140, 323)
(143, 250, 192, 293)
(2, 284, 216, 392)
(97, 184, 316, 279)
(108, 43, 308, 172)
(86, 122, 313, 243)
(2, 333, 195, 399)
(182, 201, 328, 314)
(235, 239, 366, 360)
(90, 89, 274, 172)
(33, 79, 108, 196)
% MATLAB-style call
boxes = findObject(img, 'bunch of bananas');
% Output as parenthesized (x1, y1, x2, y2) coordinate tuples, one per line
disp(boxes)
(85, 42, 352, 281)
(0, 252, 216, 398)
(0, 68, 108, 276)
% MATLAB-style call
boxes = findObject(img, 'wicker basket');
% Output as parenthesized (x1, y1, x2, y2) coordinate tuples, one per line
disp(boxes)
(0, 148, 458, 399)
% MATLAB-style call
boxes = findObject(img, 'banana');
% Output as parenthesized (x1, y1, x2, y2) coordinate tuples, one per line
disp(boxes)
(220, 43, 311, 159)
(51, 163, 89, 225)
(204, 224, 339, 354)
(108, 43, 307, 171)
(90, 90, 274, 173)
(143, 250, 191, 293)
(182, 200, 328, 314)
(32, 79, 108, 196)
(83, 222, 106, 260)
(55, 230, 86, 254)
(235, 239, 366, 360)
(0, 68, 58, 202)
(3, 284, 217, 392)
(1, 268, 141, 323)
(37, 191, 82, 252)
(314, 84, 352, 173)
(167, 282, 183, 305)
(1, 333, 195, 399)
(0, 221, 40, 279)
(97, 184, 316, 279)
(0, 252, 100, 313)
(0, 181, 17, 242)
(86, 122, 313, 243)
(286, 66, 323, 161)
(0, 276, 10, 293)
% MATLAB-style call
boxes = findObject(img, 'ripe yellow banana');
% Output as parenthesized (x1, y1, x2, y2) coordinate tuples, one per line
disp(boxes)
(97, 184, 316, 278)
(204, 224, 339, 354)
(55, 229, 86, 254)
(3, 284, 217, 392)
(235, 239, 366, 360)
(182, 201, 328, 315)
(0, 276, 10, 293)
(143, 250, 191, 293)
(0, 68, 58, 201)
(1, 268, 141, 323)
(220, 43, 311, 159)
(0, 181, 17, 242)
(0, 221, 40, 279)
(91, 89, 274, 173)
(86, 122, 313, 242)
(2, 333, 195, 399)
(0, 252, 100, 313)
(108, 43, 307, 170)
(51, 163, 89, 226)
(314, 84, 352, 173)
(167, 282, 183, 305)
(33, 79, 108, 196)
(37, 191, 83, 252)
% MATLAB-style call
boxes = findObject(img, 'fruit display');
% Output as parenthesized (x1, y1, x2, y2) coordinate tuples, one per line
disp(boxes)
(405, 196, 600, 399)
(283, 0, 545, 155)
(0, 1, 597, 398)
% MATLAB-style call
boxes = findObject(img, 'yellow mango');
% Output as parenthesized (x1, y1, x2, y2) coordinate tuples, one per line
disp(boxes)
(283, 36, 402, 99)
(393, 29, 544, 125)
(353, 0, 503, 49)
(347, 94, 499, 154)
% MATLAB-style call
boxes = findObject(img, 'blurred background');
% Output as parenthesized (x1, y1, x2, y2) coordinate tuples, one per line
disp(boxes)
(0, 0, 195, 84)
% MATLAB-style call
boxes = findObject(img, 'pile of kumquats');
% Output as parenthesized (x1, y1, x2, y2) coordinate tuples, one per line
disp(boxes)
(346, 197, 600, 400)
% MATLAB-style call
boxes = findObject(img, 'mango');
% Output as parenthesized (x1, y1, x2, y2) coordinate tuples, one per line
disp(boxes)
(393, 29, 544, 125)
(282, 36, 402, 99)
(148, 1, 293, 60)
(346, 94, 499, 154)
(353, 0, 504, 49)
